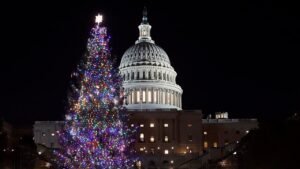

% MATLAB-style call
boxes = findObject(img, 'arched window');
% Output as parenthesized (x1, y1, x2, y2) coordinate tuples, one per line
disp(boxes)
(137, 72, 140, 80)
(143, 71, 146, 80)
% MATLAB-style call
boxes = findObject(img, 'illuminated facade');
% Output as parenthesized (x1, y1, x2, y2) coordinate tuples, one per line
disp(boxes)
(119, 8, 182, 110)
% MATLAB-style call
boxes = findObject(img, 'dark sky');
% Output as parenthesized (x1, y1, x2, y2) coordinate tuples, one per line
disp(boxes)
(0, 0, 299, 125)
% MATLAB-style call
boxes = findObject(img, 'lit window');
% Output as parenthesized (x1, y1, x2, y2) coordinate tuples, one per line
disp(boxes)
(213, 142, 218, 148)
(140, 133, 144, 142)
(140, 124, 144, 127)
(164, 149, 169, 155)
(162, 91, 165, 104)
(188, 135, 192, 142)
(131, 93, 134, 103)
(154, 91, 157, 103)
(131, 124, 134, 127)
(204, 131, 207, 135)
(136, 160, 142, 167)
(187, 124, 192, 127)
(45, 162, 51, 168)
(142, 90, 146, 102)
(42, 133, 46, 136)
(164, 123, 169, 127)
(170, 160, 174, 164)
(150, 123, 155, 128)
(139, 147, 144, 151)
(186, 146, 189, 149)
(246, 130, 249, 134)
(142, 30, 147, 36)
(164, 136, 169, 142)
(150, 136, 155, 142)
(171, 146, 174, 150)
(148, 91, 151, 102)
(204, 141, 208, 148)
(157, 147, 160, 150)
(51, 133, 55, 136)
(137, 91, 140, 103)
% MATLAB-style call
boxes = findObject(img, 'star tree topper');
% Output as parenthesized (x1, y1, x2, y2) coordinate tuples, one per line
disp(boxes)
(95, 14, 103, 25)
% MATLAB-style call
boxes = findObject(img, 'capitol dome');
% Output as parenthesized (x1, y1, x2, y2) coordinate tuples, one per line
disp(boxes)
(119, 42, 171, 69)
(119, 8, 182, 110)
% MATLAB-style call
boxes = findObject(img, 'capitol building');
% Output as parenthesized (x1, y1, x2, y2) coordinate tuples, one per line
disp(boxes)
(119, 9, 182, 110)
(33, 8, 258, 169)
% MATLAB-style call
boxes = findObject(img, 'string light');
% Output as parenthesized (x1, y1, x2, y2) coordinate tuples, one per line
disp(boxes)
(54, 14, 138, 168)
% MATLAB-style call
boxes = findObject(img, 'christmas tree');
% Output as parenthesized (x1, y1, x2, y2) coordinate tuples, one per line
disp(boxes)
(54, 14, 137, 169)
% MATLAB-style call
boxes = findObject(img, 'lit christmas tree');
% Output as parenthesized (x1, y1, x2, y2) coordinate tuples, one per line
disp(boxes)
(54, 14, 137, 169)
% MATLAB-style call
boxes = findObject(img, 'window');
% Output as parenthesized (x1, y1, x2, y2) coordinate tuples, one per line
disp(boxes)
(150, 136, 155, 142)
(142, 30, 147, 36)
(51, 133, 55, 136)
(162, 91, 165, 104)
(204, 141, 208, 148)
(153, 91, 157, 103)
(187, 124, 192, 127)
(130, 124, 134, 127)
(142, 90, 146, 102)
(188, 135, 193, 142)
(140, 133, 145, 142)
(148, 91, 151, 102)
(150, 123, 155, 128)
(136, 161, 142, 167)
(213, 142, 218, 148)
(137, 91, 140, 103)
(42, 132, 46, 136)
(164, 123, 169, 127)
(140, 124, 144, 127)
(131, 93, 134, 103)
(203, 131, 207, 135)
(164, 149, 169, 155)
(164, 136, 169, 142)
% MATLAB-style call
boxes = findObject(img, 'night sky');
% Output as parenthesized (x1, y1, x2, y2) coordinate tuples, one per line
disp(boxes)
(0, 0, 299, 125)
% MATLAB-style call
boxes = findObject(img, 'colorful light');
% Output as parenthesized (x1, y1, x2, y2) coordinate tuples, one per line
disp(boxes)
(54, 14, 137, 168)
